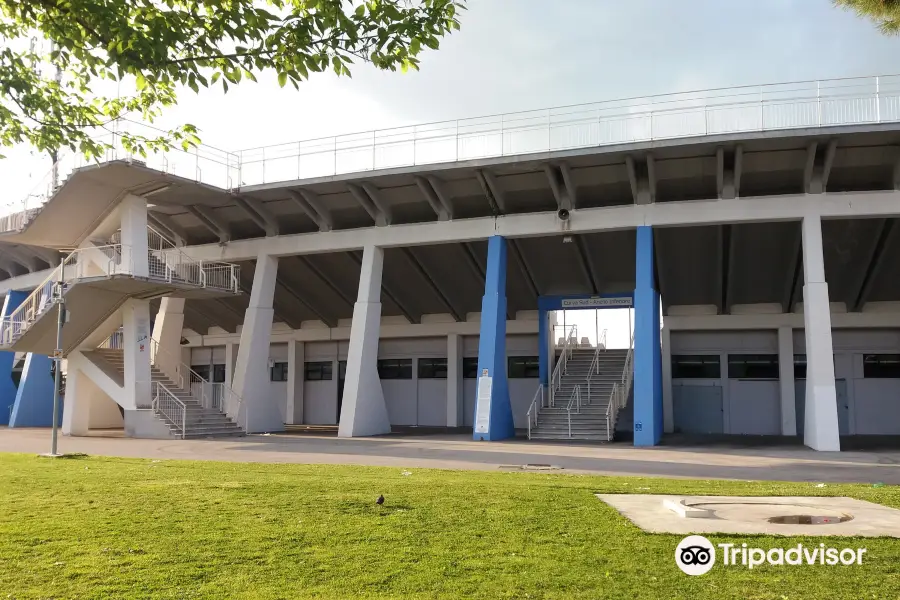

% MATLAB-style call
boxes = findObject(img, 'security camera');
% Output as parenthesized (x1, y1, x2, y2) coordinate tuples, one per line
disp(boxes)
(557, 208, 570, 221)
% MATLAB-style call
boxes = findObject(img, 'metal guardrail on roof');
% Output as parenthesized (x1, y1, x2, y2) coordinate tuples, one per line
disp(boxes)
(4, 74, 900, 231)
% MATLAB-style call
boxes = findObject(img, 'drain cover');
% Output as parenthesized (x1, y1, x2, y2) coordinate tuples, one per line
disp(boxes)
(768, 514, 854, 525)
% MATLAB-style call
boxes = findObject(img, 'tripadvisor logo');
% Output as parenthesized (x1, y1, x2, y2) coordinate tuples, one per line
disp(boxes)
(675, 535, 867, 575)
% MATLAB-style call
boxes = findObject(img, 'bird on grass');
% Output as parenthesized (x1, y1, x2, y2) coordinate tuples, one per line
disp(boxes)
(376, 495, 385, 505)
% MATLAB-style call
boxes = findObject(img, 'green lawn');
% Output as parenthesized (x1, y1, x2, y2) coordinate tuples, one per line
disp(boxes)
(0, 453, 898, 599)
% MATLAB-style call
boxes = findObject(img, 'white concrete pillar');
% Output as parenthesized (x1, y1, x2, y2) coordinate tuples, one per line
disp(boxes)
(225, 342, 237, 386)
(778, 326, 797, 436)
(122, 298, 152, 409)
(151, 297, 185, 384)
(232, 254, 282, 432)
(61, 367, 89, 435)
(801, 215, 840, 451)
(286, 340, 304, 425)
(661, 326, 674, 433)
(338, 245, 390, 437)
(119, 194, 149, 277)
(447, 333, 463, 427)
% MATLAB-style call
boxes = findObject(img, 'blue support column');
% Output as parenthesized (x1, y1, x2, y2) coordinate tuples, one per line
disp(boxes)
(0, 291, 27, 425)
(473, 236, 514, 441)
(633, 226, 663, 446)
(9, 353, 58, 427)
(538, 307, 549, 388)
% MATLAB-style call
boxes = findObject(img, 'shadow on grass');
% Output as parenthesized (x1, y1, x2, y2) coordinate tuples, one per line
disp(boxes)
(38, 452, 90, 460)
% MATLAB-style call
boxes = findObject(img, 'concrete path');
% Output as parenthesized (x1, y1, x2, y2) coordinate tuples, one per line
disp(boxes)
(2, 427, 899, 484)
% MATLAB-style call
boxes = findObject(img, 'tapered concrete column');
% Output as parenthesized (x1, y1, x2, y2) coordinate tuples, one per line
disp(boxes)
(151, 298, 185, 384)
(224, 343, 237, 386)
(778, 326, 797, 436)
(338, 245, 390, 437)
(9, 353, 56, 427)
(119, 195, 149, 277)
(62, 367, 89, 436)
(474, 236, 514, 441)
(634, 226, 663, 446)
(232, 254, 281, 433)
(801, 215, 840, 451)
(286, 340, 304, 425)
(447, 333, 463, 427)
(0, 291, 27, 424)
(122, 299, 152, 409)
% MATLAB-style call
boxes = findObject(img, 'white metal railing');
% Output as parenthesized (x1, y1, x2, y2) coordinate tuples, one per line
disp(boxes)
(149, 337, 245, 427)
(0, 230, 240, 347)
(5, 74, 900, 230)
(151, 381, 187, 439)
(584, 328, 608, 405)
(99, 328, 124, 349)
(605, 332, 636, 441)
(550, 325, 577, 407)
(525, 384, 545, 440)
(565, 385, 581, 439)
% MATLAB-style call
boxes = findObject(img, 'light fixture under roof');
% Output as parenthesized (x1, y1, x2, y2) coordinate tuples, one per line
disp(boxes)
(562, 235, 573, 243)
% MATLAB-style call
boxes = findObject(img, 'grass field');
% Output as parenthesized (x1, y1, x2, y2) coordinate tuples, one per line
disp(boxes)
(0, 453, 899, 599)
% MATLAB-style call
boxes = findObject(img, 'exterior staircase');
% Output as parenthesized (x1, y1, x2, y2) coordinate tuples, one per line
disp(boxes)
(528, 345, 632, 442)
(91, 348, 244, 438)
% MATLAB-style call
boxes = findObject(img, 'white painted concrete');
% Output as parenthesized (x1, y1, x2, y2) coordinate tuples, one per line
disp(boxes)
(119, 194, 149, 277)
(122, 299, 151, 409)
(151, 297, 185, 385)
(286, 340, 304, 425)
(338, 245, 391, 437)
(778, 326, 797, 436)
(178, 191, 900, 263)
(801, 215, 840, 452)
(447, 333, 463, 427)
(232, 254, 282, 433)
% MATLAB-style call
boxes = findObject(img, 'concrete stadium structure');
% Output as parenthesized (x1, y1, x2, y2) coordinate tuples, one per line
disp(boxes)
(2, 75, 900, 451)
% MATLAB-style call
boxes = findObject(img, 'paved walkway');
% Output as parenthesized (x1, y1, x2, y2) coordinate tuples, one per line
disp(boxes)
(2, 428, 899, 484)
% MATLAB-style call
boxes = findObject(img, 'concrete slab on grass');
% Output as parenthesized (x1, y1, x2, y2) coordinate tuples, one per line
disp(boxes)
(597, 494, 900, 537)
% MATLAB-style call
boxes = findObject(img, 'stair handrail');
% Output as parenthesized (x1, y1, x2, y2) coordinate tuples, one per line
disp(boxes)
(151, 381, 187, 439)
(148, 225, 240, 293)
(605, 382, 619, 442)
(149, 337, 246, 428)
(525, 384, 544, 440)
(565, 384, 581, 439)
(621, 331, 635, 406)
(549, 324, 577, 407)
(584, 328, 607, 406)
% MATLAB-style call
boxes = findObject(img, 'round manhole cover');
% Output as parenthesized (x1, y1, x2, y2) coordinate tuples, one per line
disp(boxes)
(768, 514, 853, 525)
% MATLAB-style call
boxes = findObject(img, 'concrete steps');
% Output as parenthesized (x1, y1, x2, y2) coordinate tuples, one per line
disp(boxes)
(94, 349, 243, 438)
(530, 349, 629, 442)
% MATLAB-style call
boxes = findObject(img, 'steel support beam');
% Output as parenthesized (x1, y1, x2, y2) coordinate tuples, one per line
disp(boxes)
(348, 183, 390, 226)
(426, 175, 455, 219)
(292, 255, 355, 311)
(414, 176, 449, 221)
(148, 212, 188, 246)
(783, 223, 804, 313)
(573, 235, 599, 294)
(508, 239, 540, 300)
(559, 163, 578, 208)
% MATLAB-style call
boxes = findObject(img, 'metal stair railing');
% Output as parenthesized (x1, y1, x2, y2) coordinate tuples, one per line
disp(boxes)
(604, 332, 636, 441)
(584, 328, 608, 406)
(151, 381, 187, 439)
(565, 385, 581, 439)
(147, 226, 240, 293)
(549, 325, 577, 407)
(149, 337, 246, 429)
(525, 384, 545, 440)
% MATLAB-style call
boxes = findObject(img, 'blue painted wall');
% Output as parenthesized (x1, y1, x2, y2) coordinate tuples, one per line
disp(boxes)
(0, 291, 27, 425)
(633, 226, 663, 446)
(473, 236, 515, 441)
(9, 353, 59, 427)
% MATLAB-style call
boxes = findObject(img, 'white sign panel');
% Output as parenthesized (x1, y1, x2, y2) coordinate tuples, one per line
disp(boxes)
(474, 376, 493, 433)
(560, 296, 632, 309)
(136, 319, 150, 354)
